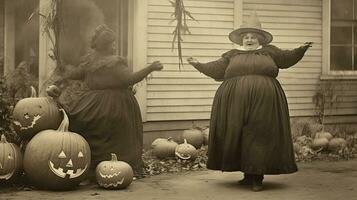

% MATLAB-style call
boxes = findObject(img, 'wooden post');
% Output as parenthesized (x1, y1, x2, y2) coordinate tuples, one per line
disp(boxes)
(4, 0, 15, 75)
(38, 0, 56, 95)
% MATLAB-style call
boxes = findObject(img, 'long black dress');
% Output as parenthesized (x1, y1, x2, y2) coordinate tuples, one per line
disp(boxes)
(59, 52, 144, 175)
(193, 45, 309, 174)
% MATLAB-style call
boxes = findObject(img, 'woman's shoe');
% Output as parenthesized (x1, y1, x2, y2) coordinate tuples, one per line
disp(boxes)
(238, 173, 253, 185)
(251, 175, 264, 192)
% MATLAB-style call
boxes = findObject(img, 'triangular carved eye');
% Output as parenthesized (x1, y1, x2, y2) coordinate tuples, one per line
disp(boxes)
(8, 154, 13, 160)
(58, 151, 67, 158)
(78, 151, 84, 158)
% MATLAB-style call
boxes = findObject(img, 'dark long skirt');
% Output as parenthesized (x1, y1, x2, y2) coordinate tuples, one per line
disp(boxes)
(207, 75, 297, 174)
(66, 88, 143, 175)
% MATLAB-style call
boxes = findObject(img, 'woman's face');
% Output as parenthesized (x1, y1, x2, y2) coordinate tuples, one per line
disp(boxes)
(242, 33, 260, 50)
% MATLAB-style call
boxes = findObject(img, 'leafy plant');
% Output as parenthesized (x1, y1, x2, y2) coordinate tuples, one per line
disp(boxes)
(169, 0, 195, 70)
(312, 81, 338, 124)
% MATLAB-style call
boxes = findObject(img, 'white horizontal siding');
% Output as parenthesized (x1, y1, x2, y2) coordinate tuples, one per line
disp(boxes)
(146, 0, 323, 121)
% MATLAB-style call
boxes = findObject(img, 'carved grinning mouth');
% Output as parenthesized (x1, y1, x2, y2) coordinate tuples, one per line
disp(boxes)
(49, 161, 87, 179)
(13, 115, 41, 130)
(98, 171, 125, 188)
(0, 171, 15, 180)
(175, 152, 192, 160)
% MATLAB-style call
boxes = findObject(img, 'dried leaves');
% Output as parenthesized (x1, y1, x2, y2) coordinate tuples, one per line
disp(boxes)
(169, 0, 195, 70)
(142, 148, 207, 177)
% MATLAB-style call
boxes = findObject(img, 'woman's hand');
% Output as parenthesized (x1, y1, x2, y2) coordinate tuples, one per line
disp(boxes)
(149, 61, 164, 71)
(304, 42, 313, 47)
(187, 57, 199, 66)
(46, 85, 61, 98)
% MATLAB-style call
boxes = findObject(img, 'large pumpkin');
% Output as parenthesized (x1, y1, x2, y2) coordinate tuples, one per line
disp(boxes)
(152, 137, 178, 159)
(0, 135, 22, 182)
(96, 153, 134, 189)
(23, 109, 91, 190)
(175, 139, 197, 160)
(182, 128, 204, 149)
(314, 131, 333, 141)
(310, 137, 329, 150)
(12, 96, 62, 140)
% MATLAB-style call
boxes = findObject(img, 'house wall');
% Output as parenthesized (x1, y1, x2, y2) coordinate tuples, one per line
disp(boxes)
(145, 0, 322, 122)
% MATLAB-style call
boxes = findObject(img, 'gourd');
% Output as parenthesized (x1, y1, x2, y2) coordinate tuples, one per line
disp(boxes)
(12, 94, 61, 140)
(152, 138, 178, 159)
(23, 109, 91, 190)
(314, 131, 333, 141)
(328, 138, 347, 151)
(202, 128, 209, 145)
(310, 138, 329, 150)
(96, 153, 134, 189)
(175, 139, 197, 160)
(182, 128, 204, 149)
(0, 135, 22, 182)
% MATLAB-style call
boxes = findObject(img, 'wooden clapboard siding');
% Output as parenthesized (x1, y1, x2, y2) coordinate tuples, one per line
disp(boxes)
(146, 0, 323, 121)
(147, 0, 234, 121)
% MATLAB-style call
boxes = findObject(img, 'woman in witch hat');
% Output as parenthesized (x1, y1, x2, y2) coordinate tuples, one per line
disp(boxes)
(187, 12, 312, 191)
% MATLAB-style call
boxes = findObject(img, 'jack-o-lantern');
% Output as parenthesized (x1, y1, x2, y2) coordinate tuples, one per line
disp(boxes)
(0, 135, 22, 182)
(175, 139, 197, 160)
(96, 153, 134, 189)
(12, 96, 62, 140)
(23, 109, 91, 190)
(182, 128, 204, 149)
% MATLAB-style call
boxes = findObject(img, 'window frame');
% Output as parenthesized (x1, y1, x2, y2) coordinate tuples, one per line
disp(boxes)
(322, 0, 357, 79)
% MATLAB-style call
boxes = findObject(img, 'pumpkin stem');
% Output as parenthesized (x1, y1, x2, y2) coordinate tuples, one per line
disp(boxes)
(30, 86, 37, 97)
(183, 139, 187, 144)
(0, 134, 7, 143)
(111, 153, 118, 161)
(58, 109, 70, 132)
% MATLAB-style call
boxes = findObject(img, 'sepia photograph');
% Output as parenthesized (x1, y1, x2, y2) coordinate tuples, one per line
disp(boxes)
(0, 0, 356, 199)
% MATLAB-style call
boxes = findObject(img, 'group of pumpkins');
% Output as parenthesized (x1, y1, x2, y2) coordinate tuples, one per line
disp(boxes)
(0, 90, 134, 190)
(310, 130, 347, 152)
(151, 127, 209, 160)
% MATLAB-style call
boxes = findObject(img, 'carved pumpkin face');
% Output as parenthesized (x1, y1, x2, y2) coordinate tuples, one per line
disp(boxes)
(175, 139, 197, 160)
(0, 135, 22, 182)
(96, 153, 134, 189)
(23, 109, 91, 190)
(12, 97, 62, 139)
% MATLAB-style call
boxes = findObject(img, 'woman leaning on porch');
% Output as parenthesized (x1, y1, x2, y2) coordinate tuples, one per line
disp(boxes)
(187, 12, 312, 192)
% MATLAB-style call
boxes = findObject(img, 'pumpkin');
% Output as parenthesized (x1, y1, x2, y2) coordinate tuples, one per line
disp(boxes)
(12, 96, 62, 140)
(328, 138, 347, 151)
(96, 153, 134, 189)
(151, 138, 167, 149)
(23, 109, 91, 190)
(310, 137, 329, 150)
(182, 128, 204, 149)
(202, 128, 209, 145)
(0, 135, 22, 182)
(175, 139, 197, 160)
(314, 131, 333, 141)
(152, 137, 178, 159)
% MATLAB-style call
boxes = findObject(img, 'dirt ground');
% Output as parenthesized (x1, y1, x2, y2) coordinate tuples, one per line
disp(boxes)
(1, 159, 357, 200)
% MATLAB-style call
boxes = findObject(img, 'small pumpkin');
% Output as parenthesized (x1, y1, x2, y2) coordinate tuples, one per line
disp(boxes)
(328, 138, 347, 151)
(182, 128, 204, 149)
(175, 139, 197, 160)
(151, 138, 167, 149)
(202, 128, 209, 145)
(310, 137, 329, 150)
(23, 109, 91, 190)
(96, 153, 134, 189)
(12, 95, 62, 140)
(0, 135, 22, 182)
(152, 137, 178, 159)
(314, 131, 333, 141)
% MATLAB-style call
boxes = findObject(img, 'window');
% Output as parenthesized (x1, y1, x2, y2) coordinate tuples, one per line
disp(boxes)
(330, 0, 357, 71)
